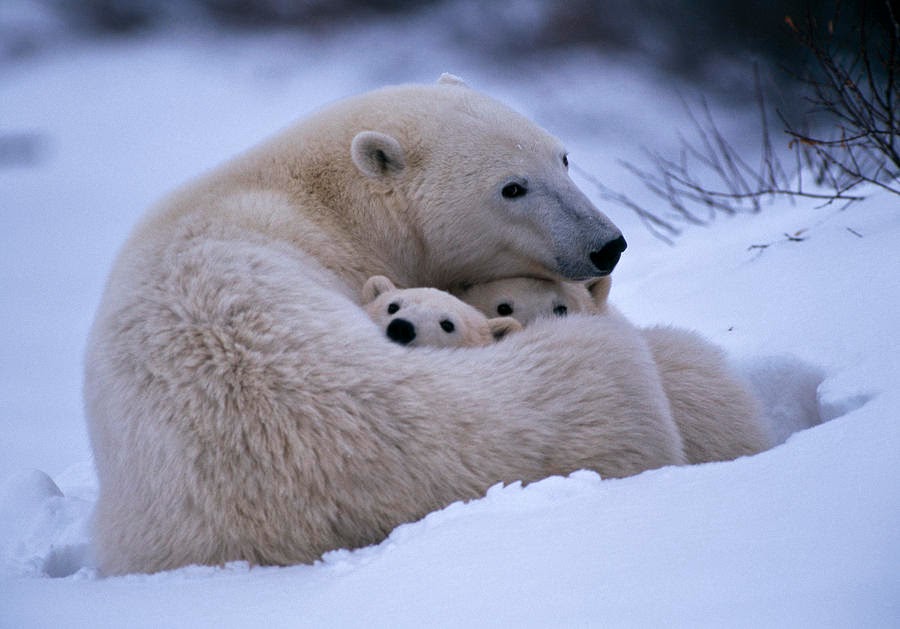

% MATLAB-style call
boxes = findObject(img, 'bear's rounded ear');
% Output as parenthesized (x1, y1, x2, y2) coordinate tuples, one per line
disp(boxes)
(361, 275, 397, 303)
(488, 317, 523, 341)
(437, 73, 468, 87)
(585, 276, 612, 307)
(351, 131, 406, 178)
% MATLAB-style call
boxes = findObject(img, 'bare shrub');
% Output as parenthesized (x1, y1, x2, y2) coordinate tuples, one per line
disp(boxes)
(585, 0, 899, 242)
(782, 1, 900, 196)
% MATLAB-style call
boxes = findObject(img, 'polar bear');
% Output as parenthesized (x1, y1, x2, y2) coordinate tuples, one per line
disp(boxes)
(457, 276, 772, 463)
(455, 276, 612, 322)
(84, 75, 684, 576)
(362, 275, 521, 347)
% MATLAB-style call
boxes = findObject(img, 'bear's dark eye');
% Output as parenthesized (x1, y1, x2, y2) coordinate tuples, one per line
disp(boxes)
(387, 302, 399, 314)
(562, 154, 569, 168)
(440, 320, 455, 333)
(553, 304, 568, 317)
(497, 303, 513, 316)
(501, 183, 527, 199)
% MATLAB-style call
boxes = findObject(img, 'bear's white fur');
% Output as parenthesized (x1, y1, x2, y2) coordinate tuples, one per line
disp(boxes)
(84, 77, 684, 575)
(458, 276, 771, 463)
(455, 276, 612, 322)
(362, 275, 521, 347)
(640, 325, 771, 462)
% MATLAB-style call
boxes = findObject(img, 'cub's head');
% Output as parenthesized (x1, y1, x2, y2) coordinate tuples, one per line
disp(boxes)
(362, 275, 521, 348)
(455, 276, 611, 326)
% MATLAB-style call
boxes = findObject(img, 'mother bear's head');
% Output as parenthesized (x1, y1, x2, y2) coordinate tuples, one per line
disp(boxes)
(347, 74, 625, 287)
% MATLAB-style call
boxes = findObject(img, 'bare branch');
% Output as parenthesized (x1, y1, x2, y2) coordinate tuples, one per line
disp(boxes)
(577, 0, 897, 243)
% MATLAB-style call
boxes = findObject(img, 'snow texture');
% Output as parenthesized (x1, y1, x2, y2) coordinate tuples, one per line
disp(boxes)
(1, 15, 899, 629)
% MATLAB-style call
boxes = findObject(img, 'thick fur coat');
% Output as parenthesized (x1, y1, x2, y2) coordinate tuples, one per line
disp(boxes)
(458, 276, 771, 463)
(84, 77, 682, 575)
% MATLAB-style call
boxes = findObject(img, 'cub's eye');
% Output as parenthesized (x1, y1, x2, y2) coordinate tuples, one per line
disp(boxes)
(387, 303, 400, 314)
(501, 183, 527, 199)
(497, 303, 513, 316)
(562, 154, 569, 168)
(553, 304, 568, 316)
(440, 320, 455, 333)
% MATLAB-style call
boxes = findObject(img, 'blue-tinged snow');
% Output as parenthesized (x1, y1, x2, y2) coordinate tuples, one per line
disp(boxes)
(1, 23, 898, 628)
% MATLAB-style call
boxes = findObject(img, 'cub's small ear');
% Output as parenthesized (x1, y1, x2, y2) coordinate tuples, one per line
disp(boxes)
(437, 73, 468, 87)
(488, 316, 523, 341)
(585, 276, 612, 307)
(351, 131, 406, 178)
(361, 275, 397, 303)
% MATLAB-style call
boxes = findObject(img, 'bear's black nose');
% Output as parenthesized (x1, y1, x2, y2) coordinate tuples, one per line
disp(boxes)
(589, 235, 627, 275)
(386, 318, 416, 345)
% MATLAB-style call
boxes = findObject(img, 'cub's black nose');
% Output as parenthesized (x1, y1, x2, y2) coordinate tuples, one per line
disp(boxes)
(386, 318, 416, 345)
(590, 235, 627, 275)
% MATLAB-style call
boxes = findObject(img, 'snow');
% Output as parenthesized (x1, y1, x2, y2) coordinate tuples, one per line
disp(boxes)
(2, 15, 899, 628)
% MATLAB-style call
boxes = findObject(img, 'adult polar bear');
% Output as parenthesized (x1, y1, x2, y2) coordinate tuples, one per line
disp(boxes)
(85, 75, 683, 575)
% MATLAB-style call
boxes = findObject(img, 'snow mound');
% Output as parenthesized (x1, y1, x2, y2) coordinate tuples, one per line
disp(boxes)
(0, 469, 93, 579)
(736, 354, 826, 445)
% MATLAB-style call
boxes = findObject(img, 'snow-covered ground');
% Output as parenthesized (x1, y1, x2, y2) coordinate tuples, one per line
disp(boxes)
(1, 17, 899, 628)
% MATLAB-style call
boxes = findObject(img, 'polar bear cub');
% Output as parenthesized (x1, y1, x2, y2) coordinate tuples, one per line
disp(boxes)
(362, 275, 521, 348)
(455, 276, 612, 323)
(457, 276, 772, 464)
